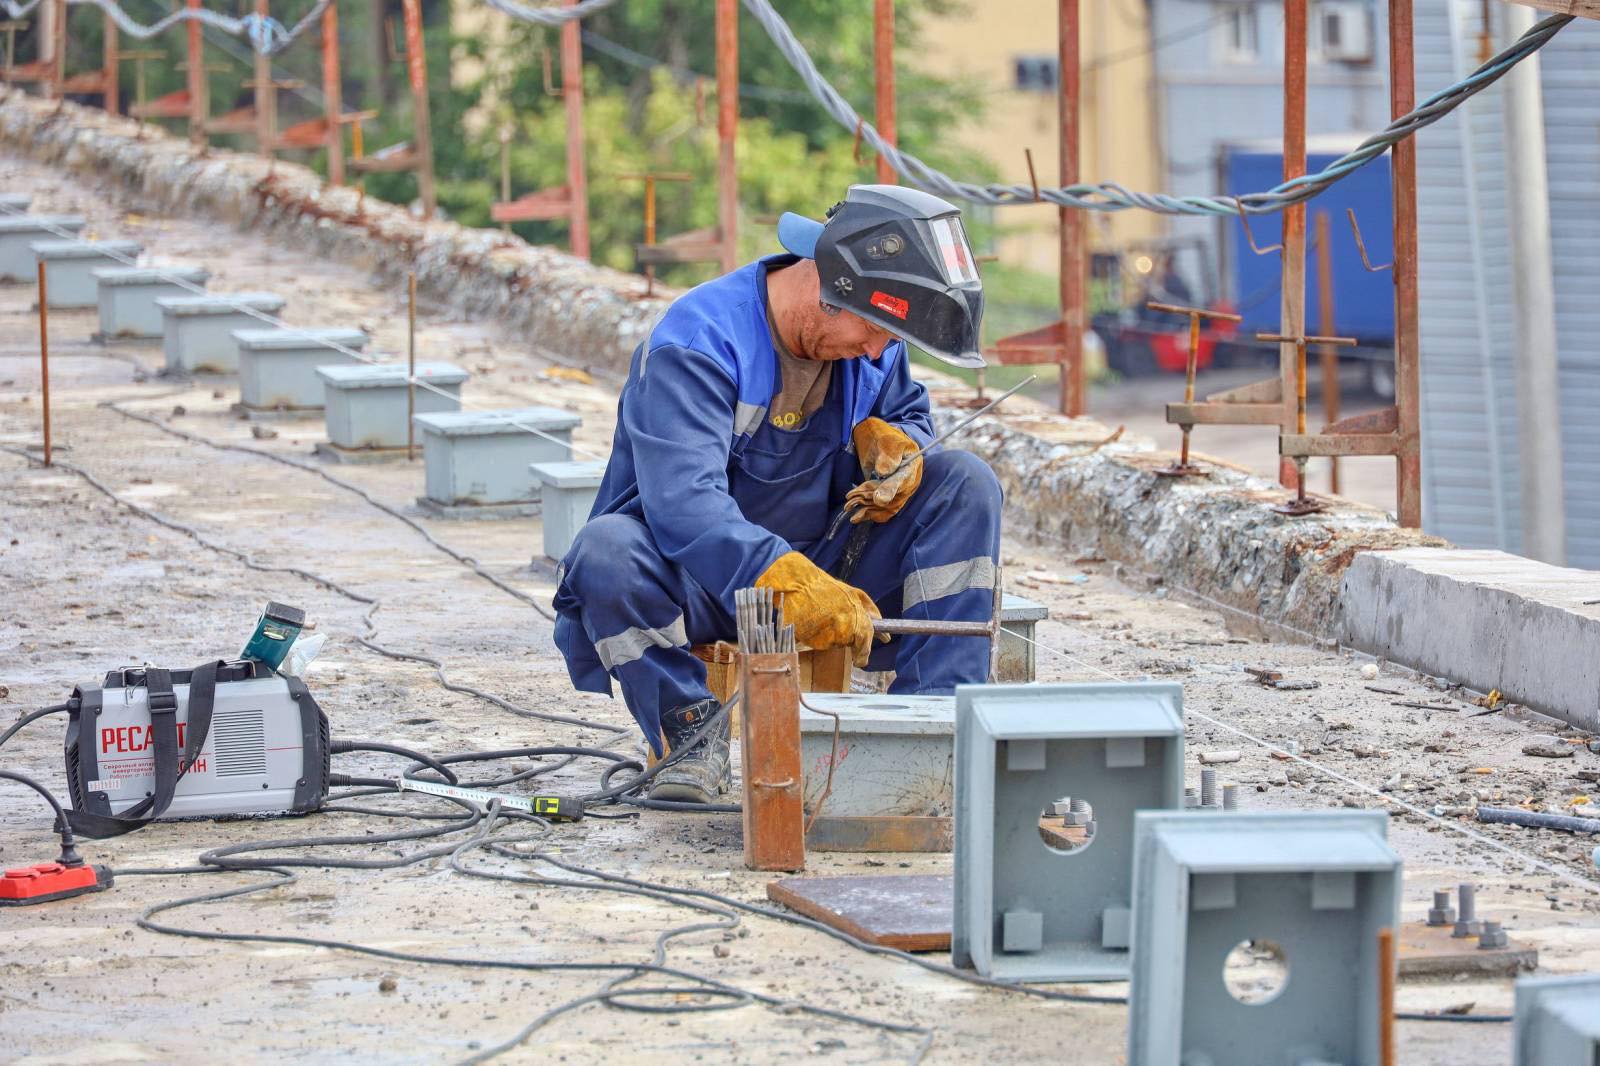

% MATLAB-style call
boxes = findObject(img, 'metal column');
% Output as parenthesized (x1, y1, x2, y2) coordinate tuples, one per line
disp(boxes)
(560, 0, 589, 258)
(1390, 0, 1422, 526)
(874, 0, 896, 186)
(323, 1, 344, 186)
(253, 0, 274, 155)
(400, 0, 437, 218)
(1279, 0, 1307, 489)
(1058, 0, 1085, 417)
(716, 0, 738, 274)
(185, 0, 206, 142)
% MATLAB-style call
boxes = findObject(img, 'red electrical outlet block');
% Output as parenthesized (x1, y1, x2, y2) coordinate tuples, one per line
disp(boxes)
(0, 862, 113, 906)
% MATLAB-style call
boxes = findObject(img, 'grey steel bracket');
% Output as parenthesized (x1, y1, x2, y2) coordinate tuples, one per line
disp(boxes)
(1128, 810, 1402, 1066)
(952, 681, 1185, 982)
(1514, 973, 1600, 1065)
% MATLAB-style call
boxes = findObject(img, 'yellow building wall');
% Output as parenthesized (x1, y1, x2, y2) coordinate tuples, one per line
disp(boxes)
(914, 0, 1164, 276)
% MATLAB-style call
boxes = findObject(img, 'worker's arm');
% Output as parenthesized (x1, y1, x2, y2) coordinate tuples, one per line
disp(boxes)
(868, 342, 935, 447)
(622, 342, 790, 607)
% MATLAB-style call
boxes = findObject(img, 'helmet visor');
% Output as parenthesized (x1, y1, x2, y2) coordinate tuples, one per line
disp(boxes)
(928, 215, 980, 285)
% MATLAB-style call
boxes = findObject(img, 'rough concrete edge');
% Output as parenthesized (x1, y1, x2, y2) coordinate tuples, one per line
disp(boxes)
(1340, 549, 1600, 731)
(936, 408, 1447, 638)
(0, 89, 668, 377)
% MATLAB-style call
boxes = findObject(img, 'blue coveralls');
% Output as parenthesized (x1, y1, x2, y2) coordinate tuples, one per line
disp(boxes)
(553, 256, 1003, 754)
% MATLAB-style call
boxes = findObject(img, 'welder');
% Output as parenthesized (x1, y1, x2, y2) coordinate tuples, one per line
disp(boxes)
(553, 185, 1002, 804)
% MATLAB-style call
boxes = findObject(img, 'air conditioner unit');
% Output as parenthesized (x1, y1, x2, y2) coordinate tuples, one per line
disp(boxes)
(1319, 2, 1373, 62)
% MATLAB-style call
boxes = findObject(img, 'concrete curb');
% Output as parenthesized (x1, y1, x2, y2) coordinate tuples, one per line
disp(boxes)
(1342, 548, 1600, 730)
(0, 89, 668, 378)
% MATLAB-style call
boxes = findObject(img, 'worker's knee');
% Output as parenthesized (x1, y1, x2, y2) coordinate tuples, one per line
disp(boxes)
(924, 449, 1002, 516)
(562, 514, 659, 596)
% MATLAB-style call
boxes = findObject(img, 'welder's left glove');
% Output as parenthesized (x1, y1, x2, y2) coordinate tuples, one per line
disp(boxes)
(847, 417, 923, 524)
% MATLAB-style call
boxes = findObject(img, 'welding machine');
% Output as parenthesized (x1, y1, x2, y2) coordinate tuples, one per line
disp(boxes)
(63, 659, 329, 838)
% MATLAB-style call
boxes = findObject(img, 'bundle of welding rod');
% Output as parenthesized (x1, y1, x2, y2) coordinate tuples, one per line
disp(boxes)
(735, 586, 795, 654)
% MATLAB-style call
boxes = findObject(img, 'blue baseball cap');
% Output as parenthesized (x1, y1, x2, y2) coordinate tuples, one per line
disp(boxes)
(777, 212, 824, 259)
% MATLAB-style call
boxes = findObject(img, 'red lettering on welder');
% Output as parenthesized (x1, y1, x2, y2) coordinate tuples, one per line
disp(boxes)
(100, 721, 189, 754)
(869, 291, 909, 320)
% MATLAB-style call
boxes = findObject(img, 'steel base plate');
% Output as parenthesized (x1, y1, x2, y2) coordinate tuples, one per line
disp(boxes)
(1153, 464, 1205, 478)
(1270, 496, 1326, 516)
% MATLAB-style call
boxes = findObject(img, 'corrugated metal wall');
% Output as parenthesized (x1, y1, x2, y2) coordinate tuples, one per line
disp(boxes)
(1416, 0, 1600, 566)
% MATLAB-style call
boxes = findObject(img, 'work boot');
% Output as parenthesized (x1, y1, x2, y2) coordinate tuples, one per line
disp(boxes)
(649, 698, 731, 804)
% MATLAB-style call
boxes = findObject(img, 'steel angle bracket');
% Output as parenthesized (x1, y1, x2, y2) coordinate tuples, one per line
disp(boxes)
(952, 681, 1185, 982)
(1128, 810, 1402, 1066)
(1514, 973, 1600, 1065)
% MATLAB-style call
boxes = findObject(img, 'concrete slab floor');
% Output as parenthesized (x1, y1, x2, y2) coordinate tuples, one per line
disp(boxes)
(1, 149, 1598, 1065)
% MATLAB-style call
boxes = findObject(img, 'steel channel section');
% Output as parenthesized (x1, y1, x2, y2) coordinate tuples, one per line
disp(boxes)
(0, 217, 86, 282)
(741, 651, 806, 871)
(1513, 973, 1600, 1065)
(953, 682, 1185, 981)
(319, 362, 467, 449)
(29, 241, 142, 308)
(157, 294, 287, 373)
(1128, 810, 1402, 1065)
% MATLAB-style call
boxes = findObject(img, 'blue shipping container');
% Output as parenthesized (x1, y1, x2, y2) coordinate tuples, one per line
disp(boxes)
(1224, 149, 1395, 344)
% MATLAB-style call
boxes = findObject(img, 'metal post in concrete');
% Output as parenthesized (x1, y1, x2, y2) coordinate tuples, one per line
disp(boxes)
(407, 271, 417, 462)
(1390, 0, 1422, 527)
(323, 1, 345, 186)
(400, 0, 437, 218)
(1279, 0, 1308, 490)
(1314, 209, 1341, 495)
(560, 0, 589, 258)
(1058, 0, 1085, 417)
(716, 0, 738, 274)
(874, 0, 896, 186)
(37, 260, 49, 466)
(1501, 3, 1564, 564)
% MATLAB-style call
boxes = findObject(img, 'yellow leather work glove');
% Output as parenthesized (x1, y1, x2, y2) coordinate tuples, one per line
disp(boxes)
(848, 417, 923, 524)
(755, 551, 882, 667)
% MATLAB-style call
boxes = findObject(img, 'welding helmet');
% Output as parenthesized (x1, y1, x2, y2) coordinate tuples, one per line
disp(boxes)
(777, 184, 986, 369)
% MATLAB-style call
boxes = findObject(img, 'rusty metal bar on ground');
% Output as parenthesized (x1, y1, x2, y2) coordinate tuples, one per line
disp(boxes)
(873, 0, 895, 185)
(740, 650, 805, 872)
(1313, 210, 1341, 495)
(37, 260, 49, 466)
(1149, 301, 1242, 478)
(407, 271, 417, 462)
(716, 0, 738, 275)
(1058, 0, 1085, 417)
(1390, 0, 1422, 527)
(1279, 0, 1308, 491)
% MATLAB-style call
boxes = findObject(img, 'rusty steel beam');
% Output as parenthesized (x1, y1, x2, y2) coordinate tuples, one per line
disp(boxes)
(874, 0, 896, 185)
(740, 651, 806, 872)
(102, 12, 117, 115)
(716, 0, 738, 274)
(1314, 209, 1340, 494)
(1279, 0, 1308, 489)
(186, 0, 205, 141)
(1390, 0, 1421, 526)
(560, 0, 589, 257)
(401, 0, 437, 218)
(1280, 432, 1401, 458)
(253, 0, 273, 155)
(323, 1, 343, 185)
(1058, 0, 1085, 416)
(1165, 401, 1283, 426)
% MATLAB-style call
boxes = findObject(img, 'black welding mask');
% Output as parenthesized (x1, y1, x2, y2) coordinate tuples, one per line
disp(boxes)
(778, 184, 986, 369)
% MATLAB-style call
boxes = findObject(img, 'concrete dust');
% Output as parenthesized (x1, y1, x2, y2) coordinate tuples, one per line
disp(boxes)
(2, 150, 1597, 1065)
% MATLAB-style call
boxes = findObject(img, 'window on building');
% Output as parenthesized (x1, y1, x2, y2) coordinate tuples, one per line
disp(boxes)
(1215, 3, 1260, 63)
(1014, 56, 1059, 92)
(1311, 1, 1374, 63)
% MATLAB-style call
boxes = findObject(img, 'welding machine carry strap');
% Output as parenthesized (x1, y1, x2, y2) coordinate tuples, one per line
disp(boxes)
(67, 660, 223, 840)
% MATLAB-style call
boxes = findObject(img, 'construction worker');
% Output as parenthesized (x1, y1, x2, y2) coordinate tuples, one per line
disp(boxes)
(553, 185, 1001, 804)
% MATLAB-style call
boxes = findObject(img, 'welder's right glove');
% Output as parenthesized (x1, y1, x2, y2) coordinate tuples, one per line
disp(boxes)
(755, 551, 882, 667)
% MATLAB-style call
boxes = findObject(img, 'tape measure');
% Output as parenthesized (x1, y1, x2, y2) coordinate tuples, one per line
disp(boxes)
(394, 776, 584, 822)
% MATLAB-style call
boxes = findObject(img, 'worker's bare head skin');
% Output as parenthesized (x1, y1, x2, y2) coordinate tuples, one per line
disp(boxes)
(767, 258, 898, 363)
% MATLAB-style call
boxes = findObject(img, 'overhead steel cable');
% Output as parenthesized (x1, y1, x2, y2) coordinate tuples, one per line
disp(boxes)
(738, 0, 1573, 215)
(481, 0, 620, 26)
(0, 0, 330, 54)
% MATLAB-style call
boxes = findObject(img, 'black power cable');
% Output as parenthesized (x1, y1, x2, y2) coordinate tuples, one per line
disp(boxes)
(0, 702, 72, 750)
